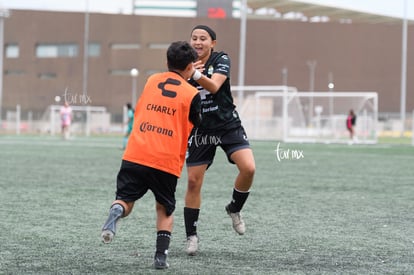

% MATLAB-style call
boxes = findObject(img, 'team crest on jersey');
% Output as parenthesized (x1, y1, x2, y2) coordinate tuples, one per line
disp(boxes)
(208, 65, 214, 75)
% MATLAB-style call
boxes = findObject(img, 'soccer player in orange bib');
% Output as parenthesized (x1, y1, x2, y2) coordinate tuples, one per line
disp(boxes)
(100, 41, 201, 269)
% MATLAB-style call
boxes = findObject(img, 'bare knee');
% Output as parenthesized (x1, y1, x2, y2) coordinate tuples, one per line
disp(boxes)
(185, 170, 205, 208)
(187, 175, 202, 194)
(186, 166, 207, 194)
(243, 163, 255, 179)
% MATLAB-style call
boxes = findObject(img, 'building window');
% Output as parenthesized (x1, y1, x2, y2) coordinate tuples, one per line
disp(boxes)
(38, 72, 57, 79)
(148, 43, 169, 49)
(88, 43, 101, 57)
(36, 43, 78, 58)
(110, 43, 140, 50)
(4, 70, 24, 76)
(6, 44, 19, 58)
(108, 69, 133, 76)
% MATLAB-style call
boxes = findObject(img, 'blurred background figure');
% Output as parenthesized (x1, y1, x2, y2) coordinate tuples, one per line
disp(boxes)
(123, 103, 134, 149)
(346, 109, 357, 143)
(60, 101, 72, 140)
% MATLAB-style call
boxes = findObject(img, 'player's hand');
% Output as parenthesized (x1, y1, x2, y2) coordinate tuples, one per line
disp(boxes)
(193, 60, 205, 73)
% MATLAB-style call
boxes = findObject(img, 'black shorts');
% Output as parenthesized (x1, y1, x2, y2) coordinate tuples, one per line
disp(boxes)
(186, 125, 250, 167)
(115, 160, 178, 216)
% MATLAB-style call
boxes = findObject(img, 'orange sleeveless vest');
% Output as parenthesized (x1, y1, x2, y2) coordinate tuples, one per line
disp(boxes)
(123, 72, 198, 177)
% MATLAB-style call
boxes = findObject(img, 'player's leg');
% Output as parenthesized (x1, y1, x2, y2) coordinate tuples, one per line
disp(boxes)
(184, 132, 215, 255)
(101, 200, 134, 243)
(184, 164, 207, 255)
(352, 127, 358, 142)
(348, 126, 354, 139)
(101, 160, 143, 243)
(122, 128, 131, 149)
(66, 124, 70, 139)
(230, 147, 255, 192)
(151, 170, 177, 269)
(222, 126, 255, 235)
(185, 164, 207, 210)
(225, 148, 255, 235)
(122, 134, 128, 149)
(61, 125, 66, 139)
(153, 202, 173, 269)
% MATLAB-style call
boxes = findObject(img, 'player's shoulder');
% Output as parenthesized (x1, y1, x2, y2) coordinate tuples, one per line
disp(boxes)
(210, 51, 229, 63)
(212, 51, 230, 60)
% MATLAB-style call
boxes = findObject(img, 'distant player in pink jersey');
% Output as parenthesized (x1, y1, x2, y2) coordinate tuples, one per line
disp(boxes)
(60, 101, 72, 140)
(346, 109, 356, 141)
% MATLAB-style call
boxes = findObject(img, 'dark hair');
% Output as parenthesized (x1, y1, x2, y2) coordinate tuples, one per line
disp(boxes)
(192, 25, 216, 41)
(126, 103, 133, 109)
(167, 41, 198, 71)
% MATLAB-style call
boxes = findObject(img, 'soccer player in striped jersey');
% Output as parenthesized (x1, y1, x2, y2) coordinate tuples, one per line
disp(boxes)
(184, 25, 256, 255)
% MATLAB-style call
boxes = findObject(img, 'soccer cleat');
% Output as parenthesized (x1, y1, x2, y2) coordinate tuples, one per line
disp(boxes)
(153, 254, 169, 269)
(225, 205, 245, 235)
(185, 235, 199, 256)
(101, 230, 114, 244)
(101, 204, 123, 244)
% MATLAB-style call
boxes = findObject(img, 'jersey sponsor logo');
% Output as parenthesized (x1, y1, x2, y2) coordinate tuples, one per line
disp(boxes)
(217, 62, 229, 69)
(139, 121, 173, 137)
(157, 78, 180, 98)
(202, 105, 218, 113)
(146, 103, 177, 116)
(216, 67, 229, 74)
(201, 99, 213, 105)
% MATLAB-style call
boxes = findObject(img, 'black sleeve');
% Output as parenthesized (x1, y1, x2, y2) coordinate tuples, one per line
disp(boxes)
(189, 93, 202, 127)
